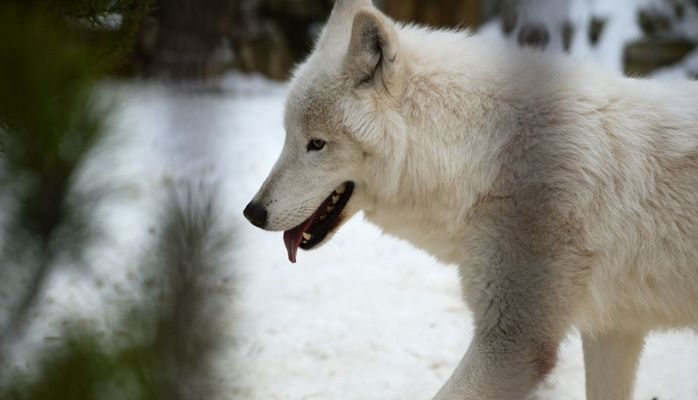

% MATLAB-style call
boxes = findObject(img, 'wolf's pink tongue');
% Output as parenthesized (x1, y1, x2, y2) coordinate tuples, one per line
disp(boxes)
(282, 216, 315, 263)
(283, 228, 302, 263)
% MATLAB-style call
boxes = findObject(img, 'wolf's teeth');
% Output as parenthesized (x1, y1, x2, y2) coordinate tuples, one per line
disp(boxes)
(335, 186, 345, 194)
(332, 195, 340, 204)
(302, 232, 311, 240)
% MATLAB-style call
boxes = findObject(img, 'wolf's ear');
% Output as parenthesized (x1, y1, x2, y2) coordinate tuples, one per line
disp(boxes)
(345, 8, 398, 87)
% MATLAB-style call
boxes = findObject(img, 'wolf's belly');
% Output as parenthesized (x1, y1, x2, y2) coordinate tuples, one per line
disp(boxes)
(575, 252, 698, 333)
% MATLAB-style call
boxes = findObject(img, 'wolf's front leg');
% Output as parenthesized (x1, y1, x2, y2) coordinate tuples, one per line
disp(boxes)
(434, 239, 586, 398)
(430, 191, 590, 399)
(582, 331, 645, 400)
(433, 331, 559, 400)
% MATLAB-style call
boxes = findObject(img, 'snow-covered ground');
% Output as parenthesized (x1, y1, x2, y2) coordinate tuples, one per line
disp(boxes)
(5, 71, 696, 399)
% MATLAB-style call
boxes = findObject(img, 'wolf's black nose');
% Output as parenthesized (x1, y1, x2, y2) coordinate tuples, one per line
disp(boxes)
(244, 201, 267, 228)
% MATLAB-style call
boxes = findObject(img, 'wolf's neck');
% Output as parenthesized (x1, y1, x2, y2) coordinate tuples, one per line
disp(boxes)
(360, 30, 524, 264)
(362, 114, 501, 266)
(363, 191, 477, 265)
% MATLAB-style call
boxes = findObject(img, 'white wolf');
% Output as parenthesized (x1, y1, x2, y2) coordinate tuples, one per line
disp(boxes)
(243, 1, 698, 398)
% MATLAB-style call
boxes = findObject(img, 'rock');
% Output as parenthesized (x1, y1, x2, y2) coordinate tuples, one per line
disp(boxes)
(518, 23, 549, 49)
(588, 17, 606, 46)
(624, 38, 697, 76)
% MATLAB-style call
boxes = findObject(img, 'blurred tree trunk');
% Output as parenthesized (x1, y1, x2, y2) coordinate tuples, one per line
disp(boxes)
(139, 0, 235, 79)
(230, 0, 333, 80)
(384, 0, 480, 28)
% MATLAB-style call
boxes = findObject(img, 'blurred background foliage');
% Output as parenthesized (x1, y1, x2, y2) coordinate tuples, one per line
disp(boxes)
(0, 0, 152, 398)
(0, 1, 148, 337)
(0, 0, 696, 399)
(141, 0, 696, 80)
(0, 0, 229, 399)
(0, 0, 149, 345)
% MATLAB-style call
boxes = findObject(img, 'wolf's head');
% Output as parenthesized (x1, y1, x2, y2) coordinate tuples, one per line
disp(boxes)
(244, 0, 409, 263)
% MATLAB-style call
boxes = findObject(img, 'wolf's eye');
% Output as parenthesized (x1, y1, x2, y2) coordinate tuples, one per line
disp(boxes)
(307, 138, 326, 152)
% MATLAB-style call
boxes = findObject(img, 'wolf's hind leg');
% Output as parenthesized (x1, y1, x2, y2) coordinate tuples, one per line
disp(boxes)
(582, 331, 645, 400)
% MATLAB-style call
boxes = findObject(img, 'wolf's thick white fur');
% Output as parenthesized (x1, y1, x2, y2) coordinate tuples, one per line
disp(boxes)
(247, 1, 698, 398)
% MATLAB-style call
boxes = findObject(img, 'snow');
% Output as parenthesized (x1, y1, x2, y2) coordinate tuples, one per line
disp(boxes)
(479, 0, 641, 72)
(480, 0, 698, 81)
(479, 0, 650, 73)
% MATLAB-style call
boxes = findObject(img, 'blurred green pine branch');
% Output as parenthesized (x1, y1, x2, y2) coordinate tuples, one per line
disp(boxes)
(0, 0, 159, 397)
(0, 181, 231, 400)
(0, 0, 152, 338)
(3, 335, 159, 400)
(0, 2, 232, 398)
(0, 0, 151, 237)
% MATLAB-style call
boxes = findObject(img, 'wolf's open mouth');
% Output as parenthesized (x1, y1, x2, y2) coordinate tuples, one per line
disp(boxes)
(282, 181, 354, 263)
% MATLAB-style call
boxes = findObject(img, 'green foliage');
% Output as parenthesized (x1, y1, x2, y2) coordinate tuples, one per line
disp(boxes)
(3, 335, 158, 400)
(0, 10, 97, 240)
(0, 0, 149, 240)
(57, 0, 151, 70)
(0, 0, 153, 394)
(0, 184, 231, 400)
(0, 3, 229, 400)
